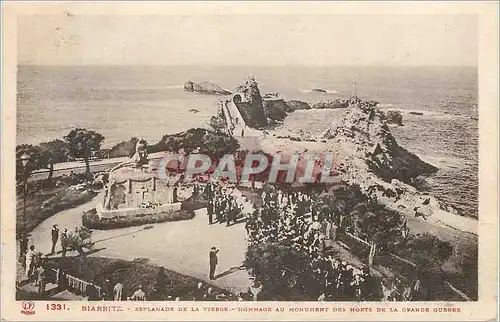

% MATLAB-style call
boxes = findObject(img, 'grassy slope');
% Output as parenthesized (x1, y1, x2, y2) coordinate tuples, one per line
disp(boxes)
(16, 182, 97, 237)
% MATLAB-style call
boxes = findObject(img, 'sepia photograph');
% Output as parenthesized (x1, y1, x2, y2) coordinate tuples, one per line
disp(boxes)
(1, 1, 498, 321)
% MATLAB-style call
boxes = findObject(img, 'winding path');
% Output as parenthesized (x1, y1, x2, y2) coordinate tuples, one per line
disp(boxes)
(26, 192, 253, 294)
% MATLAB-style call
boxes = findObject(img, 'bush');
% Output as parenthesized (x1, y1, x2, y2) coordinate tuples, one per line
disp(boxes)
(17, 187, 97, 238)
(244, 242, 316, 300)
(82, 208, 195, 230)
(36, 257, 231, 301)
(395, 233, 453, 271)
(148, 128, 240, 158)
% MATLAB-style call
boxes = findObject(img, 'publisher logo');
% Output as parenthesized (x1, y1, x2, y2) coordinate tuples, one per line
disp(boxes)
(21, 301, 35, 315)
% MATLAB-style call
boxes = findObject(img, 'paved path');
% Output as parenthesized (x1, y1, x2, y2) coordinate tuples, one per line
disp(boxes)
(26, 192, 253, 294)
(29, 152, 169, 182)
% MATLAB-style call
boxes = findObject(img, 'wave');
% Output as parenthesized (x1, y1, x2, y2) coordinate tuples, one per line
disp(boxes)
(164, 84, 184, 89)
(299, 89, 338, 94)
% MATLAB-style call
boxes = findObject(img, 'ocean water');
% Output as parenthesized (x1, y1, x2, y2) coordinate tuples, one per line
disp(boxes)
(17, 65, 478, 217)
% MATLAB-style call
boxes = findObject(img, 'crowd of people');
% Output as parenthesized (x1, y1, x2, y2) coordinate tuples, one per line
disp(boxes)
(241, 186, 383, 301)
(202, 182, 243, 226)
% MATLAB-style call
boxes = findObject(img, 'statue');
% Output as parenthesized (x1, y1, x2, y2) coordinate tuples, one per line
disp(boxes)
(131, 140, 149, 167)
(104, 180, 117, 210)
(109, 139, 149, 173)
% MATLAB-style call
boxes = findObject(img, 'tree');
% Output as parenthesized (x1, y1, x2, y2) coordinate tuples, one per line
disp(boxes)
(355, 204, 406, 270)
(398, 233, 453, 271)
(16, 144, 44, 182)
(208, 116, 226, 134)
(64, 128, 105, 177)
(38, 139, 69, 185)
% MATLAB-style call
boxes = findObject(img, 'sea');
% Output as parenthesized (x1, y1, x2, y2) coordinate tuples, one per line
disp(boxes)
(16, 65, 478, 217)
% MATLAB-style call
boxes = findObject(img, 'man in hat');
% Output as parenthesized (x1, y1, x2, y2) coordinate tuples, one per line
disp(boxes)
(50, 224, 59, 254)
(61, 228, 69, 257)
(209, 247, 219, 280)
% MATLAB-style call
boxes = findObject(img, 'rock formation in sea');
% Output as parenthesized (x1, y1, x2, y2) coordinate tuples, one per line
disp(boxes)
(184, 81, 232, 95)
(233, 78, 269, 128)
(312, 88, 327, 93)
(286, 100, 311, 110)
(323, 96, 440, 220)
(233, 78, 317, 128)
(312, 99, 349, 109)
(385, 110, 404, 125)
(263, 99, 290, 122)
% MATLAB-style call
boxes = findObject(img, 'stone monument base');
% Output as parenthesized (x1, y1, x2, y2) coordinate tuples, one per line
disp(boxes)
(96, 202, 182, 219)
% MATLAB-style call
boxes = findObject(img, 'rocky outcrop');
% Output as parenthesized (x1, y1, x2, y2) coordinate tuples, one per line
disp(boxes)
(184, 81, 232, 95)
(312, 99, 349, 109)
(386, 110, 404, 125)
(234, 78, 268, 128)
(263, 99, 290, 122)
(286, 100, 311, 111)
(322, 96, 440, 221)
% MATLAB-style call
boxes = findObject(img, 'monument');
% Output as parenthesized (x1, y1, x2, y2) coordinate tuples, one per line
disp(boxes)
(96, 140, 187, 219)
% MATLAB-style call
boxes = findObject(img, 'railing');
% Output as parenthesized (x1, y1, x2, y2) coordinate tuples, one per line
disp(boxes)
(335, 231, 472, 301)
(50, 268, 103, 299)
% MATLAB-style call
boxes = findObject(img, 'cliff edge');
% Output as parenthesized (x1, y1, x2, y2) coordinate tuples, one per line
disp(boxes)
(325, 96, 444, 222)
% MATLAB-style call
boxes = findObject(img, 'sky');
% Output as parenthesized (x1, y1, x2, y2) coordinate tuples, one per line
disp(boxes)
(18, 14, 477, 66)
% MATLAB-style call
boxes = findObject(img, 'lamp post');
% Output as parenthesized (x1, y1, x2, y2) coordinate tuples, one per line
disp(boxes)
(19, 153, 30, 263)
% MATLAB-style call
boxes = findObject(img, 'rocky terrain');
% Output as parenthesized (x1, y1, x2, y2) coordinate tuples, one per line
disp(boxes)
(184, 81, 232, 95)
(312, 99, 349, 109)
(234, 79, 314, 128)
(286, 100, 311, 110)
(322, 97, 441, 219)
(385, 110, 404, 125)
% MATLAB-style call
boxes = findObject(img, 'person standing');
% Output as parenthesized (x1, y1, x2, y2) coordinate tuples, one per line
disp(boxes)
(61, 228, 68, 257)
(131, 285, 146, 301)
(50, 225, 59, 254)
(209, 247, 219, 280)
(102, 278, 114, 301)
(86, 281, 100, 301)
(19, 236, 29, 265)
(154, 267, 168, 299)
(113, 281, 124, 301)
(25, 245, 36, 279)
(207, 200, 214, 225)
(249, 279, 263, 301)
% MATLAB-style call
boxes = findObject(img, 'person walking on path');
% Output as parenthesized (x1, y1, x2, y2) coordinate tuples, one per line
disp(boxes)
(50, 225, 59, 254)
(209, 247, 219, 280)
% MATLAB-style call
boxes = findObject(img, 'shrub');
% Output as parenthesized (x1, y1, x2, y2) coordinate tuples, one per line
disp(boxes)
(244, 242, 316, 300)
(395, 233, 453, 271)
(82, 208, 195, 230)
(45, 257, 231, 301)
(148, 128, 240, 158)
(17, 187, 97, 238)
